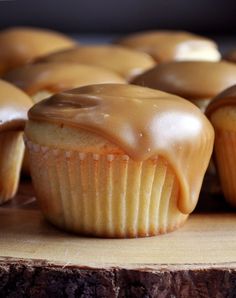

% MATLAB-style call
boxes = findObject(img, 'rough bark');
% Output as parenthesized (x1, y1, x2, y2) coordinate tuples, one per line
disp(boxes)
(0, 259, 235, 298)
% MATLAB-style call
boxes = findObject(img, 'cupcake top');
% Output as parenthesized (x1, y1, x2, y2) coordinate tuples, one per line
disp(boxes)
(4, 62, 125, 99)
(38, 45, 156, 81)
(206, 85, 236, 123)
(0, 27, 76, 76)
(116, 30, 221, 62)
(132, 61, 236, 100)
(28, 83, 214, 214)
(0, 80, 32, 132)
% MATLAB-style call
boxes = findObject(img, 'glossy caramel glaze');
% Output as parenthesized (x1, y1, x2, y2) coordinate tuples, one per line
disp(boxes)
(206, 85, 236, 117)
(38, 45, 156, 81)
(0, 27, 76, 76)
(4, 63, 125, 96)
(27, 84, 214, 214)
(116, 31, 221, 62)
(132, 61, 236, 100)
(0, 80, 32, 131)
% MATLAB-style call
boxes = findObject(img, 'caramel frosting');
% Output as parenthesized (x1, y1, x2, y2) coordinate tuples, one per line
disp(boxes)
(132, 61, 236, 100)
(0, 27, 76, 76)
(206, 85, 236, 117)
(38, 45, 156, 80)
(28, 84, 214, 214)
(116, 31, 221, 62)
(0, 80, 32, 132)
(4, 62, 125, 97)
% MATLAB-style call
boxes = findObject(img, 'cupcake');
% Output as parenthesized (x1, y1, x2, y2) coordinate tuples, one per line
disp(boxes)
(132, 61, 236, 112)
(24, 84, 214, 237)
(116, 30, 221, 62)
(0, 80, 32, 203)
(0, 27, 76, 76)
(38, 45, 156, 81)
(4, 62, 126, 103)
(206, 85, 236, 207)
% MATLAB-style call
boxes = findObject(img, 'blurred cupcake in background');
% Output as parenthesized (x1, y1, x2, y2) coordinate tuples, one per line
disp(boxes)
(0, 27, 76, 76)
(38, 45, 156, 81)
(116, 31, 221, 63)
(132, 61, 236, 112)
(4, 62, 126, 103)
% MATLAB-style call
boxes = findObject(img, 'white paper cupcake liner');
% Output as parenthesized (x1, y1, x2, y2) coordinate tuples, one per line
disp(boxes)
(25, 138, 188, 237)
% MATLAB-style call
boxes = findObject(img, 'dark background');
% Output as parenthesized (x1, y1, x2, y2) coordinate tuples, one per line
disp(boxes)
(0, 0, 235, 35)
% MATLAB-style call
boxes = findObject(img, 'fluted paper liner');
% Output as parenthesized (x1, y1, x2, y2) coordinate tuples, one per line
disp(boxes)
(25, 139, 188, 237)
(214, 129, 236, 207)
(0, 131, 24, 203)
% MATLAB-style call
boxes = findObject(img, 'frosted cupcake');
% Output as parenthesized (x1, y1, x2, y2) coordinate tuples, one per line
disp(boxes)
(116, 30, 221, 62)
(4, 62, 125, 103)
(132, 61, 236, 112)
(38, 45, 156, 81)
(0, 27, 76, 76)
(207, 85, 236, 207)
(24, 84, 214, 237)
(0, 80, 32, 203)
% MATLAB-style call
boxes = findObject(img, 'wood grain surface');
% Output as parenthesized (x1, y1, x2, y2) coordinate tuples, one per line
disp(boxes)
(0, 180, 235, 297)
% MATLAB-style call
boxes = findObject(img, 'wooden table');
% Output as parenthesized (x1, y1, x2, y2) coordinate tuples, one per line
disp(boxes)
(0, 180, 235, 297)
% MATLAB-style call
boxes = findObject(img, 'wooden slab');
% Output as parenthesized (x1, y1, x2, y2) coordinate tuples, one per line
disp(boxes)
(0, 181, 236, 297)
(1, 207, 236, 267)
